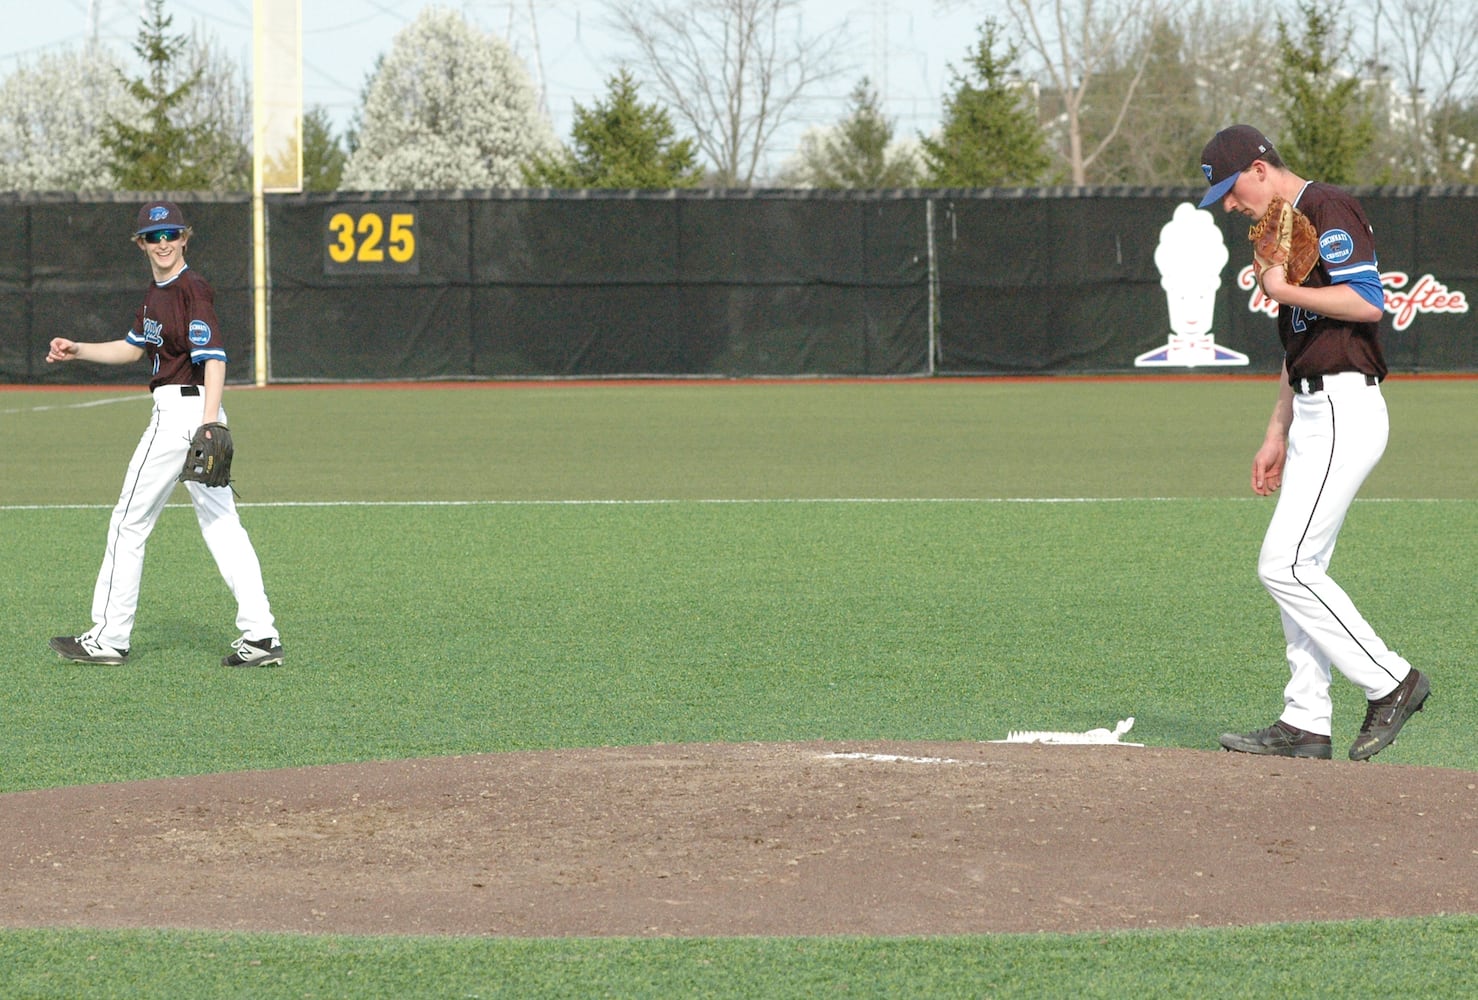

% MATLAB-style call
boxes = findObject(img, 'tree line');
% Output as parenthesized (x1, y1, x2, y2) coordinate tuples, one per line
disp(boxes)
(2, 0, 1474, 194)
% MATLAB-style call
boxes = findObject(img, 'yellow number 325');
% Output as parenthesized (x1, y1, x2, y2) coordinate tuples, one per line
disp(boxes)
(327, 210, 416, 265)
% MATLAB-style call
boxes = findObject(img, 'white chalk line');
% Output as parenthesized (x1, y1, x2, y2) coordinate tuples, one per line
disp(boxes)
(821, 752, 972, 766)
(0, 394, 143, 416)
(1, 496, 1459, 513)
(0, 496, 1232, 512)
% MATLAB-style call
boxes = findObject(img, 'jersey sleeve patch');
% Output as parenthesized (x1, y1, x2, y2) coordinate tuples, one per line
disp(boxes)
(1318, 229, 1356, 264)
(188, 319, 213, 346)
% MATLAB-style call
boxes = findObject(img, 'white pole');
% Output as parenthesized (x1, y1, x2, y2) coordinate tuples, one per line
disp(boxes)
(251, 1, 268, 387)
(926, 199, 939, 375)
(251, 0, 303, 387)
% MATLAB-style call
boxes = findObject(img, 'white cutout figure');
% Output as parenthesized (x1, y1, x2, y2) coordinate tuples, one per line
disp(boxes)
(1136, 203, 1249, 367)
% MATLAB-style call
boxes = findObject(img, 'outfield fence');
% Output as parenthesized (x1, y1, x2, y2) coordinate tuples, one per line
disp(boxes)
(3, 187, 1473, 384)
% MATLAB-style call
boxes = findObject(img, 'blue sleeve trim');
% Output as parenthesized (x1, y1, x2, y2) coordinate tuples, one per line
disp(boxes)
(125, 331, 147, 347)
(1343, 271, 1385, 312)
(192, 348, 229, 365)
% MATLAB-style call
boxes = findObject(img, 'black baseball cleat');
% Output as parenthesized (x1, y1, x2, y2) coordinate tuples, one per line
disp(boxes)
(1349, 669, 1429, 761)
(1220, 720, 1332, 759)
(222, 636, 285, 668)
(50, 634, 129, 665)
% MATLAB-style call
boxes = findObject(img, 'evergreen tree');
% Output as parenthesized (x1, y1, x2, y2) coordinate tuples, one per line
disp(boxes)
(920, 20, 1052, 187)
(1275, 1, 1375, 185)
(176, 29, 252, 190)
(523, 69, 702, 188)
(102, 0, 215, 190)
(343, 8, 557, 190)
(779, 78, 920, 188)
(302, 107, 347, 192)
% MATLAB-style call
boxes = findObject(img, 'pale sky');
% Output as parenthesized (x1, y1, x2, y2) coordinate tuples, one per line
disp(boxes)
(2, 0, 991, 173)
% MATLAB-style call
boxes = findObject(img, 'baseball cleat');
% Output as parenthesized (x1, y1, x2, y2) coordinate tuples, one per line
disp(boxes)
(1219, 720, 1332, 759)
(222, 636, 284, 668)
(49, 634, 129, 665)
(1349, 669, 1429, 761)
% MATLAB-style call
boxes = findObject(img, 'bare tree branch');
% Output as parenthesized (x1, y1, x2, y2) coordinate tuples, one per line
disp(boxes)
(604, 0, 847, 185)
(1006, 0, 1185, 185)
(1363, 0, 1478, 181)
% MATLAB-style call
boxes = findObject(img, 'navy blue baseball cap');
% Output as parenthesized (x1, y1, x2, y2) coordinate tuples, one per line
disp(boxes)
(1198, 125, 1275, 208)
(134, 200, 189, 235)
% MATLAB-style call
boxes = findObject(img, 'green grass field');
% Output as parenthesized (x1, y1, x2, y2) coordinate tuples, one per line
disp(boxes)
(2, 377, 1474, 998)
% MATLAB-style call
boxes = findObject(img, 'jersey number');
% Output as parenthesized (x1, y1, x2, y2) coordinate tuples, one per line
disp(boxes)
(1289, 306, 1319, 334)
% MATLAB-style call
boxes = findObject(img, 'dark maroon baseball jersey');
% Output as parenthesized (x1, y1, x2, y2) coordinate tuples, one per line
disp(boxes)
(127, 267, 228, 390)
(1281, 183, 1387, 382)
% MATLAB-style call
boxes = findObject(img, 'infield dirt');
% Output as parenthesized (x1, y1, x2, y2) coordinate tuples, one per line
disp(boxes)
(3, 742, 1475, 937)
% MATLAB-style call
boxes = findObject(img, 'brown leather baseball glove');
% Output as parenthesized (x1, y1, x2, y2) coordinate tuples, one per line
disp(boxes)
(1249, 195, 1320, 285)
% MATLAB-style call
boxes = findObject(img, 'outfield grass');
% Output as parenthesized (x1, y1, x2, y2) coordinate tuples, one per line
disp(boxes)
(1, 917, 1475, 999)
(2, 377, 1474, 998)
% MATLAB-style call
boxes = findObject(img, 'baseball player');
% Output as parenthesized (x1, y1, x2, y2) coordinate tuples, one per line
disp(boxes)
(47, 201, 283, 668)
(1199, 125, 1427, 761)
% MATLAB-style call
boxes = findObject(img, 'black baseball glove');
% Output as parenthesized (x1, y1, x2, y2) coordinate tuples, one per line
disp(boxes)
(179, 422, 234, 488)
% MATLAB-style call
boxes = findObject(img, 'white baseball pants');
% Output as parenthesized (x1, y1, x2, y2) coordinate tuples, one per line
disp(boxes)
(88, 385, 276, 651)
(1258, 372, 1412, 736)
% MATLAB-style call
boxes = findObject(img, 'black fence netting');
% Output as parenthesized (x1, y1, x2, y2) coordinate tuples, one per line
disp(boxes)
(474, 196, 928, 377)
(1, 194, 253, 385)
(931, 194, 1211, 373)
(263, 191, 931, 380)
(1360, 188, 1478, 372)
(2, 187, 1472, 384)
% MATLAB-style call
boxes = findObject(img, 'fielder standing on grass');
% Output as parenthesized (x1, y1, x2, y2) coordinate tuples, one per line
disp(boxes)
(46, 201, 284, 669)
(1197, 125, 1428, 761)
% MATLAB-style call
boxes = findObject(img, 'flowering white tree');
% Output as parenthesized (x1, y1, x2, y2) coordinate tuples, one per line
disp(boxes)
(176, 29, 253, 190)
(343, 7, 557, 190)
(0, 49, 137, 191)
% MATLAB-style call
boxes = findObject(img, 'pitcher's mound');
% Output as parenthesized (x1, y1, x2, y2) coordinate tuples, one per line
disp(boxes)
(3, 742, 1475, 937)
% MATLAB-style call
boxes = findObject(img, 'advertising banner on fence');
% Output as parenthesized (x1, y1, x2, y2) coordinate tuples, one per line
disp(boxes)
(1136, 200, 1471, 373)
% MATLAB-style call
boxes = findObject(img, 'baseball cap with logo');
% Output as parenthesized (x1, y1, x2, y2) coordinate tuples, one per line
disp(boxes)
(134, 200, 189, 236)
(1197, 125, 1276, 208)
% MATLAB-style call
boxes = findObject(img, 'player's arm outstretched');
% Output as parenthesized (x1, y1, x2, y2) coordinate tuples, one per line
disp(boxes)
(47, 338, 145, 365)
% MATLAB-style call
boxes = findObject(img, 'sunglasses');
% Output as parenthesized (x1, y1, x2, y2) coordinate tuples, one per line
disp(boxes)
(140, 228, 186, 244)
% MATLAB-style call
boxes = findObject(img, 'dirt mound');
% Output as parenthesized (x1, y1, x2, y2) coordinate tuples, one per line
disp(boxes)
(3, 742, 1474, 937)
